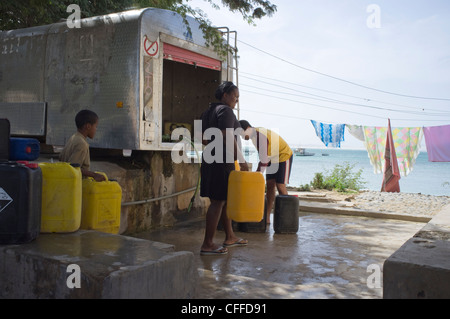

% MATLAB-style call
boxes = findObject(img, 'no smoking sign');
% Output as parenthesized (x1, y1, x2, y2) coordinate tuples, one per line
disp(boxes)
(144, 36, 159, 57)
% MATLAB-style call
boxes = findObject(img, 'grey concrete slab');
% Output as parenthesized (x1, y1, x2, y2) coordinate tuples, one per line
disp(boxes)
(0, 230, 197, 299)
(384, 238, 450, 299)
(383, 204, 450, 299)
(299, 200, 432, 223)
(134, 212, 425, 299)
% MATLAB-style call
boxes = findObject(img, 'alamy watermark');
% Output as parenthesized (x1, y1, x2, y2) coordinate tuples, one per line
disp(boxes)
(66, 264, 81, 289)
(367, 264, 382, 289)
(170, 121, 281, 174)
(67, 4, 81, 29)
(367, 4, 382, 29)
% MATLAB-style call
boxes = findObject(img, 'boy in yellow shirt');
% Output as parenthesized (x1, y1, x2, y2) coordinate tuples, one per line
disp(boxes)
(59, 110, 106, 182)
(240, 120, 293, 225)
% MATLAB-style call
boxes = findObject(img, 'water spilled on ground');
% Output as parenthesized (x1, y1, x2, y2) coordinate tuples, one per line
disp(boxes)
(134, 212, 424, 299)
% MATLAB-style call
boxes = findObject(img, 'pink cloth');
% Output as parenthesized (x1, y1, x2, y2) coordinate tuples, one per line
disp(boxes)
(424, 125, 450, 162)
(381, 120, 400, 193)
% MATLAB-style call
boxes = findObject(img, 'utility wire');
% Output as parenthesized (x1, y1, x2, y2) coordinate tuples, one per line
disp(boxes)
(241, 89, 450, 123)
(240, 107, 449, 126)
(240, 89, 389, 120)
(238, 39, 450, 102)
(240, 71, 450, 114)
(240, 83, 450, 117)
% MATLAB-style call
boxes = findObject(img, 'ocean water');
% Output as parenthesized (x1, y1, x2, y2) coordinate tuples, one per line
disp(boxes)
(243, 148, 450, 197)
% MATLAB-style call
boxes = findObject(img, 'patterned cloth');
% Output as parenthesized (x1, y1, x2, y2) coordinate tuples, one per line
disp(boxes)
(346, 125, 365, 142)
(310, 120, 346, 148)
(363, 126, 423, 177)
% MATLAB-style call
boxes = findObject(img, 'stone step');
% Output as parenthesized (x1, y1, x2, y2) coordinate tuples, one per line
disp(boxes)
(298, 195, 335, 203)
(0, 230, 197, 299)
(383, 204, 450, 299)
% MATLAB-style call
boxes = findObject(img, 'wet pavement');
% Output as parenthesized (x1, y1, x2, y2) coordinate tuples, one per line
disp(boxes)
(133, 211, 425, 299)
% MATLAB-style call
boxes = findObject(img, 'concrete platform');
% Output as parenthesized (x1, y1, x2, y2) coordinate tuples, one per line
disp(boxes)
(383, 204, 450, 299)
(134, 212, 425, 299)
(0, 230, 197, 299)
(1, 192, 447, 299)
(299, 200, 432, 223)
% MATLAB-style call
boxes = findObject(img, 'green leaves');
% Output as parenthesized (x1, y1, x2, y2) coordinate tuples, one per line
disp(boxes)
(310, 162, 367, 193)
(1, 0, 276, 56)
(220, 0, 276, 22)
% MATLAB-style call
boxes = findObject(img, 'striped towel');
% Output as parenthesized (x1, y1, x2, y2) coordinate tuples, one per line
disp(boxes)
(311, 120, 346, 148)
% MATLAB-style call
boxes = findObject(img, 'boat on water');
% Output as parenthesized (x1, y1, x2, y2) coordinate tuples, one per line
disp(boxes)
(294, 148, 315, 156)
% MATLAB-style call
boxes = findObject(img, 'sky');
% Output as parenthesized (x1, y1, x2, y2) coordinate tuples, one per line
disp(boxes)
(188, 0, 450, 150)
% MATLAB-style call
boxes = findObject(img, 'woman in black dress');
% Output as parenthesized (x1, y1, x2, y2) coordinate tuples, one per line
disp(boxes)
(200, 82, 249, 256)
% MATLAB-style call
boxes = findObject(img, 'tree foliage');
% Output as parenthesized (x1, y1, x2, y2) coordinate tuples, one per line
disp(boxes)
(0, 0, 277, 55)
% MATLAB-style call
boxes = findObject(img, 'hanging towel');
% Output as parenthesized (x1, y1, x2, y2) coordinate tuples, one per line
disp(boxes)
(423, 125, 450, 162)
(381, 119, 400, 193)
(393, 127, 423, 176)
(363, 126, 387, 174)
(346, 124, 365, 142)
(310, 120, 345, 148)
(363, 126, 423, 177)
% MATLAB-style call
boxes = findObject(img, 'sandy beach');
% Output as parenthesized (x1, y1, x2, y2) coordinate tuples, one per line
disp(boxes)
(351, 191, 449, 217)
(290, 188, 450, 218)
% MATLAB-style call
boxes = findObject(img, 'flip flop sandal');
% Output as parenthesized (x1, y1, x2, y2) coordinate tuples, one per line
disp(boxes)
(200, 246, 228, 256)
(223, 239, 248, 248)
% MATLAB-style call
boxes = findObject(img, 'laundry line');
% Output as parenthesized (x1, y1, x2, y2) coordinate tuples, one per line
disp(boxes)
(308, 120, 450, 175)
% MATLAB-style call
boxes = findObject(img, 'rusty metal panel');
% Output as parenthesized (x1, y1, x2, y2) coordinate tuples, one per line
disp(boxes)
(0, 26, 49, 104)
(0, 8, 229, 151)
(44, 11, 141, 149)
(163, 43, 222, 70)
(139, 9, 225, 150)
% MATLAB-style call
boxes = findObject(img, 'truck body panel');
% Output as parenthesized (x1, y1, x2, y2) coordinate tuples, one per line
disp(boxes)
(0, 8, 232, 151)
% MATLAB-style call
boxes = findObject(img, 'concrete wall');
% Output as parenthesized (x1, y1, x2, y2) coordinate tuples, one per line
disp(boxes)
(0, 231, 198, 299)
(89, 150, 209, 235)
(0, 151, 205, 299)
(383, 204, 450, 299)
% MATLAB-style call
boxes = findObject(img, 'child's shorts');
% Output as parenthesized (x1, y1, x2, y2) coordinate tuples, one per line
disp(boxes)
(265, 155, 293, 185)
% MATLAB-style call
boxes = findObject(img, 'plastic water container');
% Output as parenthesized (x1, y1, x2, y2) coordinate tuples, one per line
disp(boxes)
(39, 162, 82, 233)
(227, 171, 265, 223)
(9, 138, 40, 161)
(239, 196, 267, 233)
(0, 119, 10, 161)
(274, 195, 299, 234)
(81, 173, 122, 234)
(0, 161, 42, 244)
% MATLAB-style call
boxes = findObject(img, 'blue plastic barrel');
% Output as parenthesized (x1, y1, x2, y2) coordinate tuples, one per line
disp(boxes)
(9, 138, 40, 161)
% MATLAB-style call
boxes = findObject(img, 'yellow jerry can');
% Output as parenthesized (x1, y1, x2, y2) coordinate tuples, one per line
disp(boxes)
(227, 170, 265, 223)
(81, 173, 122, 234)
(39, 162, 82, 233)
